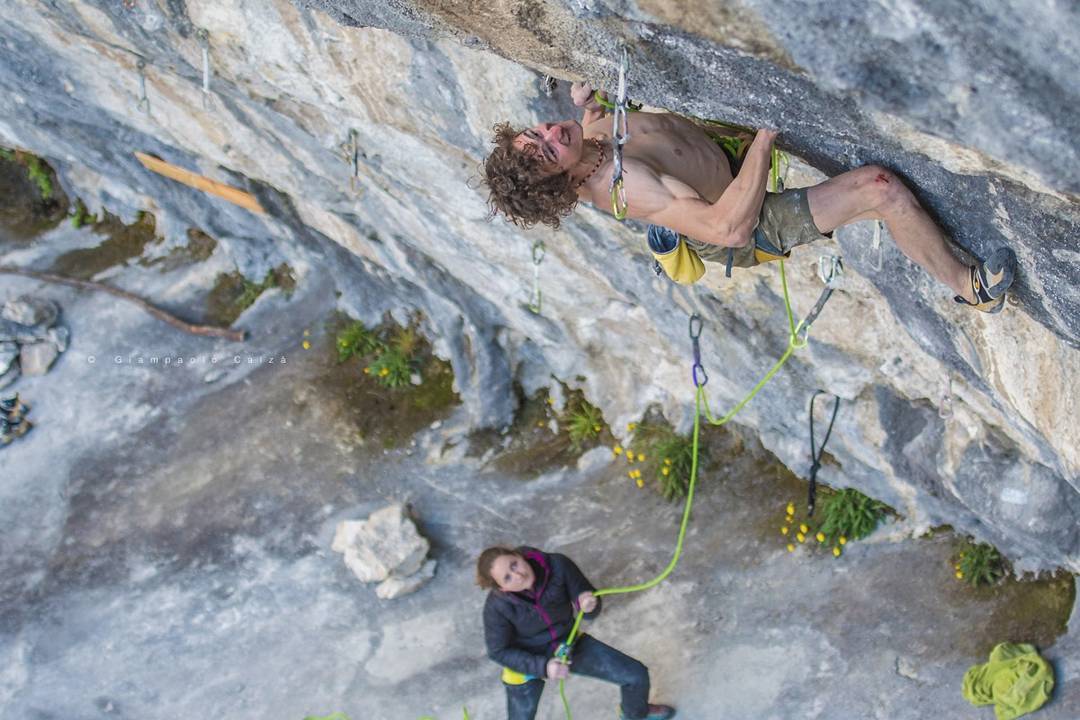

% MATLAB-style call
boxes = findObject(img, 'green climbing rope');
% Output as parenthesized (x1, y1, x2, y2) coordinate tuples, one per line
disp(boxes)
(555, 259, 833, 719)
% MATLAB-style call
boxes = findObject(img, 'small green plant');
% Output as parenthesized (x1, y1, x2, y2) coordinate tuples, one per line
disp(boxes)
(368, 346, 415, 388)
(630, 422, 697, 500)
(818, 488, 887, 543)
(70, 199, 98, 229)
(563, 398, 604, 450)
(336, 321, 385, 362)
(0, 147, 14, 162)
(955, 540, 1006, 587)
(25, 155, 54, 200)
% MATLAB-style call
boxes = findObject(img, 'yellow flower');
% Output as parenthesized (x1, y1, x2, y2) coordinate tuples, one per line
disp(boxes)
(302, 340, 311, 349)
(633, 470, 642, 479)
(839, 536, 847, 545)
(664, 458, 672, 465)
(627, 422, 637, 431)
(786, 503, 795, 516)
(796, 532, 806, 543)
(799, 524, 809, 534)
(537, 421, 545, 428)
(954, 564, 961, 571)
(780, 526, 789, 535)
(613, 445, 623, 455)
(816, 532, 825, 543)
(833, 547, 842, 557)
(547, 397, 555, 405)
(363, 367, 370, 374)
(593, 424, 601, 432)
(661, 467, 670, 476)
(956, 571, 964, 580)
(637, 454, 646, 462)
(785, 515, 794, 524)
(303, 329, 311, 337)
(786, 544, 795, 553)
(626, 450, 635, 462)
(635, 478, 644, 488)
(628, 471, 635, 479)
(380, 368, 389, 376)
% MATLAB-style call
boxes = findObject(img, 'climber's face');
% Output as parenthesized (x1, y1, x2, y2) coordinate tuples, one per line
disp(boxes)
(514, 120, 582, 175)
(489, 553, 535, 593)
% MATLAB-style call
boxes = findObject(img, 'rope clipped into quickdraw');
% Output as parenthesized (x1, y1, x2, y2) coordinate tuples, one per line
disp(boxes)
(807, 390, 840, 516)
(697, 256, 841, 427)
(609, 48, 631, 220)
(197, 28, 213, 110)
(135, 58, 150, 114)
(528, 240, 545, 313)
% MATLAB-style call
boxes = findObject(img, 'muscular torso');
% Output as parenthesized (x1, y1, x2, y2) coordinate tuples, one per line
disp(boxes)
(580, 111, 734, 207)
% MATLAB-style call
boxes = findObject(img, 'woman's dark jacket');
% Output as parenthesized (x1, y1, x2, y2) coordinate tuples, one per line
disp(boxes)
(482, 547, 602, 678)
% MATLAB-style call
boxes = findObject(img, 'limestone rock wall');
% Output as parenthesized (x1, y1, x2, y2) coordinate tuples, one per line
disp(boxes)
(1, 0, 1077, 572)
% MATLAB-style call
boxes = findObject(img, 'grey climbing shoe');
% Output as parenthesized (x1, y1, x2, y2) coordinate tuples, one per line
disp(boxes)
(955, 247, 1016, 314)
(619, 704, 676, 720)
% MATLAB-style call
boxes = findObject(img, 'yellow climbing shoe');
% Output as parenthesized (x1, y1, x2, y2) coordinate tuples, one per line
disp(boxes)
(955, 247, 1016, 314)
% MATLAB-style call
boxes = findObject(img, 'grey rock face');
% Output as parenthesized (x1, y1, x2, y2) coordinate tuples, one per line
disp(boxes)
(0, 1, 1076, 573)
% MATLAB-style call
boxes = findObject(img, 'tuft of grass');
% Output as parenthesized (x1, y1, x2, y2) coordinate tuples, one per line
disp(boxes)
(70, 198, 98, 229)
(336, 321, 385, 363)
(367, 346, 415, 388)
(25, 155, 54, 200)
(955, 540, 1006, 587)
(0, 148, 14, 162)
(818, 488, 887, 543)
(631, 422, 697, 500)
(563, 397, 605, 450)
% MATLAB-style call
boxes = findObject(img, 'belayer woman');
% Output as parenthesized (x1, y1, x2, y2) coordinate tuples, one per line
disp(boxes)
(477, 545, 676, 720)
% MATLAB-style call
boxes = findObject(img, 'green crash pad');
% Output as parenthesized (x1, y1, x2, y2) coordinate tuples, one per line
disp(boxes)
(962, 642, 1055, 720)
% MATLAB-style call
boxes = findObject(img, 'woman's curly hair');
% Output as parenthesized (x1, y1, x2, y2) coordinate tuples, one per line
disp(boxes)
(482, 122, 579, 229)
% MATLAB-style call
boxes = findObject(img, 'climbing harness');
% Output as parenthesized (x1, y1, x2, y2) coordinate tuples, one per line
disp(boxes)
(807, 390, 840, 516)
(528, 240, 545, 314)
(340, 129, 362, 193)
(135, 58, 150, 114)
(197, 28, 213, 110)
(609, 48, 631, 220)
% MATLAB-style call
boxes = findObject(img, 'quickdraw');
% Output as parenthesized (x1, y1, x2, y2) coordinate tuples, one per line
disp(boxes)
(528, 240, 545, 314)
(609, 48, 631, 220)
(340, 129, 362, 193)
(197, 28, 213, 110)
(135, 58, 150, 114)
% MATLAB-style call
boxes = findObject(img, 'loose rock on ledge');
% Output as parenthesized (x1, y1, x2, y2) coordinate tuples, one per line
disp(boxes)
(331, 503, 436, 599)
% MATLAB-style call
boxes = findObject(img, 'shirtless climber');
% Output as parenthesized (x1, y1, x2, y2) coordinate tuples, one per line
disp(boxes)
(481, 82, 1016, 312)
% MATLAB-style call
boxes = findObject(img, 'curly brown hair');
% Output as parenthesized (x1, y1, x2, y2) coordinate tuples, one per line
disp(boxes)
(482, 122, 579, 229)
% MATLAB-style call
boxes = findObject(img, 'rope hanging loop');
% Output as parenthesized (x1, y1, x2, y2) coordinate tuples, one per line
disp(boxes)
(807, 390, 841, 515)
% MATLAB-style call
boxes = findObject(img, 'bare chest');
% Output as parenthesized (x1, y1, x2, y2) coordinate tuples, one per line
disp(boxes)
(585, 113, 733, 203)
